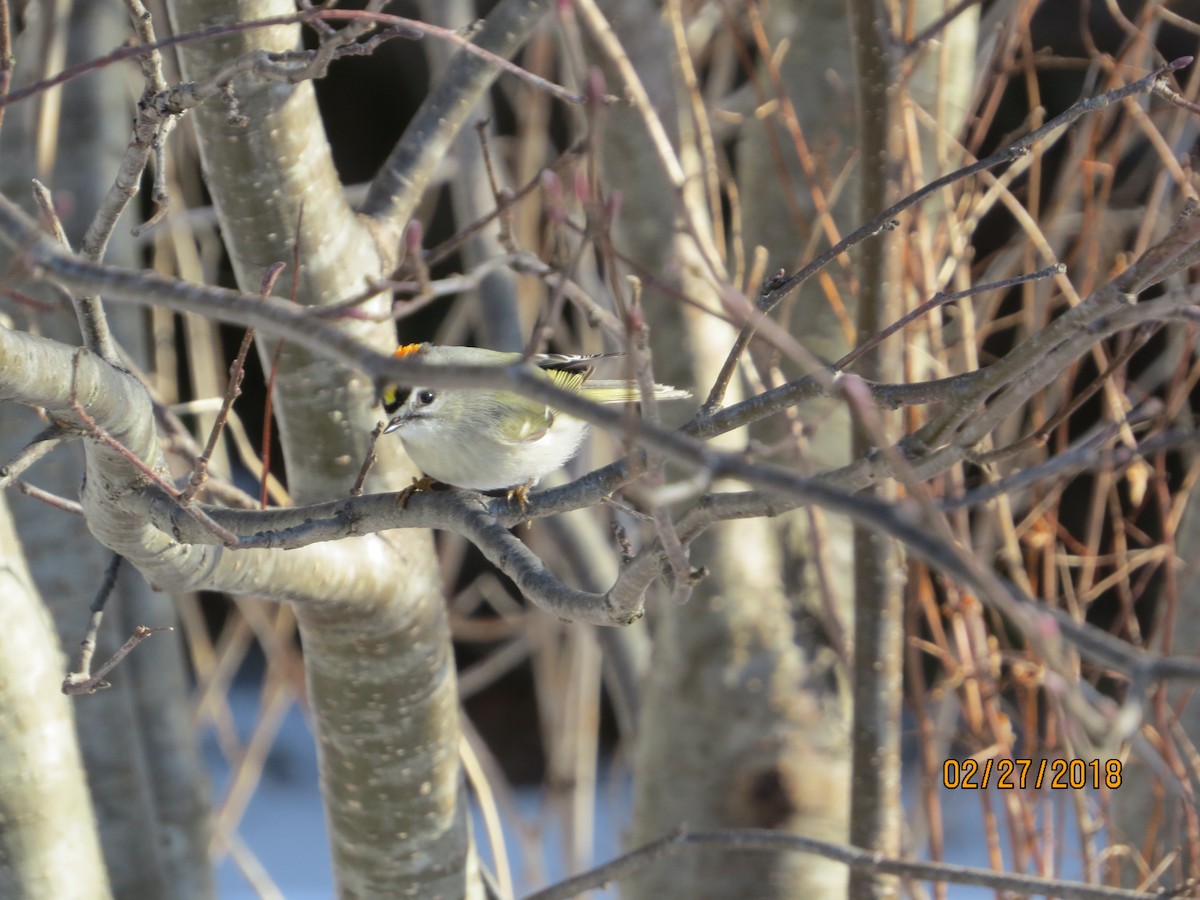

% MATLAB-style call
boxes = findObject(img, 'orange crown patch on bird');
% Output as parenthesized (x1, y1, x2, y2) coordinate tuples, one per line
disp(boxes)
(381, 343, 429, 413)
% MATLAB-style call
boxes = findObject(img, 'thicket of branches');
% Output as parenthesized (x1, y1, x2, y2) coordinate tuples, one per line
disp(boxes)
(4, 1, 1200, 899)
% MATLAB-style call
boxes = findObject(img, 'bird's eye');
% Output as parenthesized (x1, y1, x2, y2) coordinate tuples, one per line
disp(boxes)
(417, 389, 436, 406)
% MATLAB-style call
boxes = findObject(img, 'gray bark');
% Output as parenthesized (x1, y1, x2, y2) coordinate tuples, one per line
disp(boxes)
(588, 2, 852, 895)
(0, 492, 111, 900)
(599, 1, 978, 895)
(845, 3, 903, 897)
(0, 2, 211, 896)
(163, 0, 549, 893)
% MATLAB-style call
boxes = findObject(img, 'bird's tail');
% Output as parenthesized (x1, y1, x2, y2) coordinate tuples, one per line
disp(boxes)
(584, 380, 691, 403)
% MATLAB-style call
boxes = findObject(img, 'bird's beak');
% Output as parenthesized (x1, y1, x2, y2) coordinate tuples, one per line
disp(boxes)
(383, 417, 404, 434)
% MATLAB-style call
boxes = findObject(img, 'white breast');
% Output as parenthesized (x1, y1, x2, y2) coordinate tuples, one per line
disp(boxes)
(400, 417, 590, 490)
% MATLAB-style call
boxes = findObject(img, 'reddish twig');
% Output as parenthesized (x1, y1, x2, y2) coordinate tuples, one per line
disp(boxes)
(970, 324, 1158, 466)
(179, 325, 256, 504)
(0, 5, 587, 117)
(0, 10, 324, 111)
(67, 351, 239, 544)
(0, 284, 57, 312)
(702, 56, 1194, 413)
(180, 262, 284, 504)
(317, 9, 590, 105)
(260, 341, 284, 511)
(12, 479, 83, 515)
(0, 0, 11, 135)
(259, 210, 304, 510)
(474, 119, 517, 252)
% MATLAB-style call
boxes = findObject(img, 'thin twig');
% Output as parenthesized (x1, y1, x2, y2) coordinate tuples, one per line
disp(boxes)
(68, 352, 240, 545)
(258, 217, 302, 509)
(31, 180, 120, 362)
(123, 0, 172, 223)
(0, 424, 75, 489)
(30, 179, 70, 246)
(0, 284, 57, 311)
(178, 324, 256, 504)
(970, 324, 1157, 466)
(834, 264, 1065, 372)
(0, 8, 415, 113)
(12, 479, 83, 515)
(623, 283, 693, 603)
(702, 56, 1193, 412)
(352, 422, 384, 496)
(473, 119, 516, 252)
(260, 339, 285, 511)
(903, 0, 985, 51)
(62, 554, 123, 692)
(64, 623, 174, 695)
(405, 221, 431, 297)
(947, 408, 1187, 511)
(180, 262, 284, 504)
(317, 9, 588, 106)
(0, 0, 11, 135)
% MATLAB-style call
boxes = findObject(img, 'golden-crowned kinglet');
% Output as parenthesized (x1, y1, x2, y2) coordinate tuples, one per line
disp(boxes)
(381, 343, 689, 491)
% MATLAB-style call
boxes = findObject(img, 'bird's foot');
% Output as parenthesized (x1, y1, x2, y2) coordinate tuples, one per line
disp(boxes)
(506, 479, 535, 523)
(397, 475, 435, 509)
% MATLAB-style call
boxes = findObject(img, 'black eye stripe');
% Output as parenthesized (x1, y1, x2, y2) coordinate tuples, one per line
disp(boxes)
(382, 387, 412, 415)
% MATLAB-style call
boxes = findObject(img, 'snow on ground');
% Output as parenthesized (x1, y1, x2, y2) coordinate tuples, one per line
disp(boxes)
(208, 686, 1092, 898)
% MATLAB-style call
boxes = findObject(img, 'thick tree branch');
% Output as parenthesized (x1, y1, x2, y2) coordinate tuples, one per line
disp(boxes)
(0, 325, 418, 609)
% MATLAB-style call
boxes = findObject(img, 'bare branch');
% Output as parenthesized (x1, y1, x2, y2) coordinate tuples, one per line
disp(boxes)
(12, 479, 83, 515)
(63, 623, 174, 696)
(526, 827, 1167, 900)
(703, 56, 1193, 412)
(61, 554, 123, 693)
(0, 424, 75, 489)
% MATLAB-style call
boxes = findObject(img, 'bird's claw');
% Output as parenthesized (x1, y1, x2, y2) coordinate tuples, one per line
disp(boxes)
(505, 479, 535, 510)
(397, 475, 435, 509)
(506, 480, 536, 527)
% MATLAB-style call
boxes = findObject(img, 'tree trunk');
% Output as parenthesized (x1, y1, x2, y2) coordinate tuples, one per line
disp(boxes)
(0, 3, 211, 895)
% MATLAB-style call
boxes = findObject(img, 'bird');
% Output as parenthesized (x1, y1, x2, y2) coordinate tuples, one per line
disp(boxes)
(380, 343, 689, 494)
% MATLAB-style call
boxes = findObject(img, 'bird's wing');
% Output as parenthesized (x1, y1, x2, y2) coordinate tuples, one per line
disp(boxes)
(498, 365, 588, 444)
(541, 364, 589, 394)
(496, 393, 557, 444)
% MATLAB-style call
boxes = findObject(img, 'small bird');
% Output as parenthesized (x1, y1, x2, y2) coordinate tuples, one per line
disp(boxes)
(381, 343, 689, 492)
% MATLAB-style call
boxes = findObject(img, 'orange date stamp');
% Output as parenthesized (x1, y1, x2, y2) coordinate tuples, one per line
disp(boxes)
(943, 758, 1122, 790)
